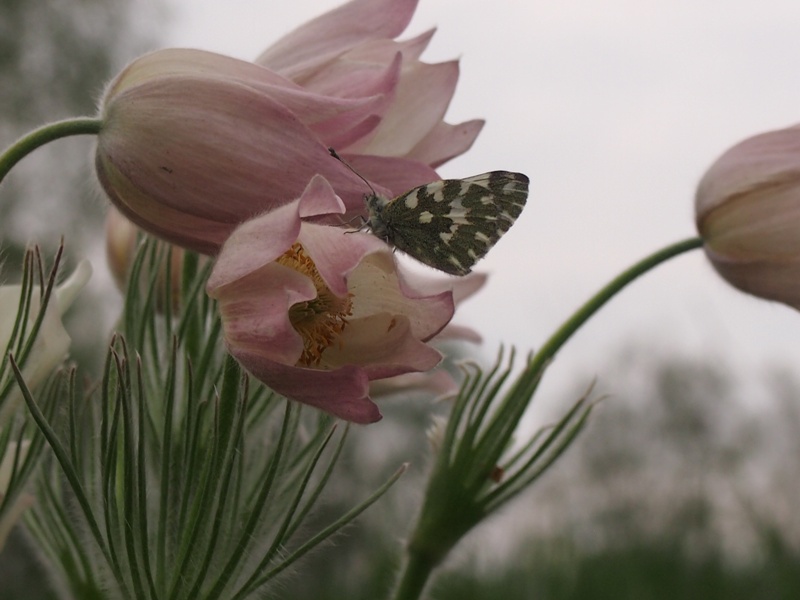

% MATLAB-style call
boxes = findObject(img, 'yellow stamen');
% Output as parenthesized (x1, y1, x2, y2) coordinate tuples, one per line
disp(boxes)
(277, 243, 353, 367)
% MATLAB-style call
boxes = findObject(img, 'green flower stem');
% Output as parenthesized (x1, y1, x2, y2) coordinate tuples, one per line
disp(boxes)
(0, 117, 102, 185)
(391, 236, 704, 600)
(392, 552, 436, 600)
(528, 236, 704, 381)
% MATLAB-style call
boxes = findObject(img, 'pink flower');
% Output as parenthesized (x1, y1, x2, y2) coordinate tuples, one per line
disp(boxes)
(206, 176, 466, 423)
(95, 0, 483, 255)
(696, 125, 800, 308)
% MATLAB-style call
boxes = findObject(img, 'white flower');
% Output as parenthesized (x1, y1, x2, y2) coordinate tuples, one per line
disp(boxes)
(0, 259, 92, 421)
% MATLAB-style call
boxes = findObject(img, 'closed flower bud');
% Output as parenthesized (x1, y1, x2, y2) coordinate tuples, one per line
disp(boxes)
(696, 125, 800, 308)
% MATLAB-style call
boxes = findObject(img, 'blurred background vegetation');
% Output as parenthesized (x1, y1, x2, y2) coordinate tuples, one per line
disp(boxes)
(285, 350, 800, 600)
(0, 0, 160, 597)
(0, 0, 161, 371)
(1, 1, 800, 599)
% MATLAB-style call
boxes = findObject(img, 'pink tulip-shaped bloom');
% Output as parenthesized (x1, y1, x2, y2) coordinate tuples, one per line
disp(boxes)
(207, 176, 473, 423)
(696, 125, 800, 309)
(95, 0, 483, 255)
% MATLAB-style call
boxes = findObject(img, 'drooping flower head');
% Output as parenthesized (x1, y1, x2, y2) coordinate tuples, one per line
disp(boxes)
(696, 125, 800, 309)
(96, 0, 490, 421)
(206, 177, 471, 423)
(95, 0, 483, 254)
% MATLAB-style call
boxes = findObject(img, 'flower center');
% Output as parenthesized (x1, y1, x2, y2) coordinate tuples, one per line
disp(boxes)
(277, 243, 353, 367)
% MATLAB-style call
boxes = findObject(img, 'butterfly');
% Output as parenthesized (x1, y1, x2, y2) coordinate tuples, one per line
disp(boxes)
(364, 171, 529, 276)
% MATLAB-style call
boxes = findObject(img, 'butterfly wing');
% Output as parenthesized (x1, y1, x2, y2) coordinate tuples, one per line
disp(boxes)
(379, 171, 529, 275)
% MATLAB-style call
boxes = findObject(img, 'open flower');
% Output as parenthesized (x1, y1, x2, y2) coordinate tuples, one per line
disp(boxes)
(207, 176, 458, 423)
(696, 125, 800, 308)
(95, 0, 482, 255)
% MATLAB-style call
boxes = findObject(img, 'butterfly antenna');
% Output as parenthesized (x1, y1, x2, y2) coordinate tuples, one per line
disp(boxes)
(328, 147, 377, 196)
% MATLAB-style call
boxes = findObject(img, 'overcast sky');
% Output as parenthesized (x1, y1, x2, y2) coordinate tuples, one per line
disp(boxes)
(158, 0, 800, 414)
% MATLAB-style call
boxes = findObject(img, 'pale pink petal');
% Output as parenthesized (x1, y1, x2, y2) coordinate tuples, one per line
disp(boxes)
(697, 124, 800, 217)
(341, 29, 436, 65)
(309, 91, 393, 151)
(702, 182, 800, 258)
(300, 31, 430, 95)
(434, 323, 483, 343)
(347, 253, 455, 341)
(304, 53, 401, 149)
(353, 61, 460, 157)
(206, 202, 302, 291)
(695, 125, 800, 309)
(209, 176, 347, 291)
(97, 157, 234, 255)
(370, 367, 458, 398)
(398, 271, 488, 304)
(334, 153, 439, 198)
(322, 313, 442, 377)
(703, 247, 800, 310)
(108, 48, 300, 96)
(406, 119, 485, 168)
(382, 270, 486, 343)
(450, 272, 488, 304)
(302, 50, 401, 99)
(111, 48, 387, 135)
(321, 115, 384, 154)
(214, 262, 315, 365)
(231, 352, 381, 423)
(256, 0, 419, 78)
(299, 222, 390, 297)
(396, 29, 436, 61)
(99, 76, 373, 248)
(297, 175, 347, 218)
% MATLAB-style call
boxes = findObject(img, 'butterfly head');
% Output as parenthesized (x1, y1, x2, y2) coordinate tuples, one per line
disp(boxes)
(364, 192, 391, 241)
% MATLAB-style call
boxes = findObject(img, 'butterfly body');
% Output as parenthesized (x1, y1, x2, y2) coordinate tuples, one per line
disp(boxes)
(365, 171, 529, 276)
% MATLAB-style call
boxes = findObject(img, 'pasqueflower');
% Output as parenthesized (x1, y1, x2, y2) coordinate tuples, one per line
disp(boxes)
(0, 259, 92, 421)
(207, 176, 473, 423)
(95, 0, 482, 254)
(696, 125, 800, 308)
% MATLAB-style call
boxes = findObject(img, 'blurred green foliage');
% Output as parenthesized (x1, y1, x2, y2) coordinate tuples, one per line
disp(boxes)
(285, 351, 800, 599)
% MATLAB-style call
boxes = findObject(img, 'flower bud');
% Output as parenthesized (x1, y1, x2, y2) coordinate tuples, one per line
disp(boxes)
(696, 125, 800, 308)
(105, 206, 201, 312)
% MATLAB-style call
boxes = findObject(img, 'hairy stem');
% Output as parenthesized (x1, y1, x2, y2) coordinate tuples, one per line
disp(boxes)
(0, 117, 102, 185)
